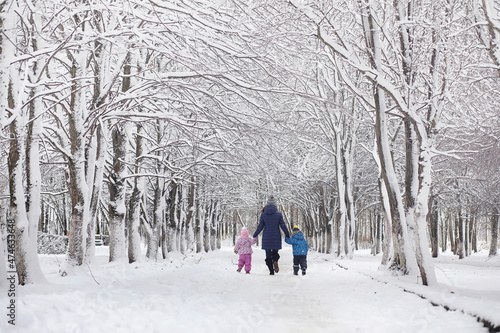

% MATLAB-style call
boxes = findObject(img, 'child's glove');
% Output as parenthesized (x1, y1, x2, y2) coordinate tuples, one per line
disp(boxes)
(234, 250, 238, 254)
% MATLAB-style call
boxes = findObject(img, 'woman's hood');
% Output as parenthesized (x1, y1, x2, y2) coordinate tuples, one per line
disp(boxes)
(264, 205, 277, 215)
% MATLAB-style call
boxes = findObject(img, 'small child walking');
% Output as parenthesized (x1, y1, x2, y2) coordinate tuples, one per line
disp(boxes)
(234, 227, 258, 274)
(285, 225, 309, 275)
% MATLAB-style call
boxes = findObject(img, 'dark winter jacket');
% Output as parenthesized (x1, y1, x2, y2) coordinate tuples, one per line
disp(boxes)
(285, 231, 309, 256)
(253, 205, 290, 250)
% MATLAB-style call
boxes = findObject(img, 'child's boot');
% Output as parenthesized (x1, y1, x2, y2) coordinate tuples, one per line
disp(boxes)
(237, 266, 243, 273)
(293, 265, 299, 275)
(301, 258, 307, 275)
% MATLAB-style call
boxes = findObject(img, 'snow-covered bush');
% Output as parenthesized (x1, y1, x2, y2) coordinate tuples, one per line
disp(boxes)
(37, 232, 68, 255)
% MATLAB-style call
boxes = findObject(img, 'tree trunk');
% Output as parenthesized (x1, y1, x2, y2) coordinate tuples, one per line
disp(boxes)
(204, 202, 211, 253)
(404, 118, 438, 285)
(146, 179, 162, 260)
(377, 213, 382, 255)
(65, 52, 90, 270)
(167, 182, 178, 253)
(119, 58, 141, 263)
(127, 125, 143, 263)
(176, 185, 184, 253)
(472, 215, 478, 253)
(8, 91, 45, 285)
(379, 178, 393, 266)
(108, 125, 127, 262)
(195, 200, 203, 253)
(464, 213, 469, 257)
(449, 213, 456, 254)
(374, 88, 412, 273)
(489, 208, 499, 257)
(84, 122, 107, 264)
(430, 198, 439, 258)
(210, 201, 218, 251)
(185, 181, 196, 253)
(370, 213, 375, 255)
(0, 222, 6, 288)
(3, 2, 50, 283)
(343, 137, 356, 259)
(232, 210, 237, 246)
(335, 133, 347, 258)
(458, 212, 465, 259)
(85, 28, 111, 263)
(23, 61, 46, 284)
(441, 214, 448, 252)
(0, 2, 8, 292)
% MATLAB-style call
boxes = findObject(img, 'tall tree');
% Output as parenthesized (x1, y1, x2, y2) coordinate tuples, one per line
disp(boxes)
(108, 123, 127, 262)
(3, 0, 46, 285)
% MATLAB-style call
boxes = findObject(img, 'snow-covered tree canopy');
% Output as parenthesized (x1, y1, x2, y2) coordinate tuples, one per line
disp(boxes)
(0, 0, 499, 284)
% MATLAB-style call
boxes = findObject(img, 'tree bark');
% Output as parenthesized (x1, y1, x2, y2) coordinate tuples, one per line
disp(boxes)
(379, 177, 393, 266)
(65, 51, 89, 269)
(146, 178, 162, 259)
(458, 211, 465, 259)
(489, 208, 499, 257)
(85, 124, 106, 263)
(449, 213, 456, 254)
(108, 125, 127, 262)
(128, 124, 143, 263)
(167, 182, 178, 252)
(374, 85, 410, 273)
(185, 181, 196, 252)
(441, 214, 448, 253)
(430, 198, 439, 258)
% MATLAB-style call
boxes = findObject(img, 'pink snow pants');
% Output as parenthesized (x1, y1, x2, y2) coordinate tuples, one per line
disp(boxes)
(238, 254, 252, 273)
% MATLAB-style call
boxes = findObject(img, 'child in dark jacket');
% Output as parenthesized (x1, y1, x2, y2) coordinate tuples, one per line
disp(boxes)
(285, 225, 309, 276)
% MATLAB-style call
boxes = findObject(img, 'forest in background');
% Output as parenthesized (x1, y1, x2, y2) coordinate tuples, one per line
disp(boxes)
(0, 0, 499, 286)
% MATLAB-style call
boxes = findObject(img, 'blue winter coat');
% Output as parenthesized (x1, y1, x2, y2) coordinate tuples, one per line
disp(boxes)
(285, 232, 309, 256)
(253, 205, 290, 250)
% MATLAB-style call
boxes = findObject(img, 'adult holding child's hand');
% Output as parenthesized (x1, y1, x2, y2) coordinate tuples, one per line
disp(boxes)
(253, 196, 290, 275)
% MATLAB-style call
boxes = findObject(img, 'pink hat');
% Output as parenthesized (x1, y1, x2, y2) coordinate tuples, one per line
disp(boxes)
(241, 227, 249, 238)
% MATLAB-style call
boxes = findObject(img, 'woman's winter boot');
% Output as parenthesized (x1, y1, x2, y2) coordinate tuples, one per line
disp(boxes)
(265, 258, 274, 275)
(273, 261, 279, 273)
(272, 252, 280, 273)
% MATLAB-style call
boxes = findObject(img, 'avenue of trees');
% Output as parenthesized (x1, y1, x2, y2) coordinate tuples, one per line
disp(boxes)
(0, 0, 499, 286)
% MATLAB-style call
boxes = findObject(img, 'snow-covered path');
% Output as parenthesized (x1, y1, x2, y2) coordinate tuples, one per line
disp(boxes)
(2, 246, 494, 333)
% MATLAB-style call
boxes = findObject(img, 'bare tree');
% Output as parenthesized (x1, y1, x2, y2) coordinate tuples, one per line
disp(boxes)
(3, 0, 46, 284)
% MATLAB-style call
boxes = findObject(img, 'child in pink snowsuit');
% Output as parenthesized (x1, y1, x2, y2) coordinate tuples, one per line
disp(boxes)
(234, 227, 258, 274)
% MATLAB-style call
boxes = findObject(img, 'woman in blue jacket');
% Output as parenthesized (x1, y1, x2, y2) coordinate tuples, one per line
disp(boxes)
(253, 196, 290, 275)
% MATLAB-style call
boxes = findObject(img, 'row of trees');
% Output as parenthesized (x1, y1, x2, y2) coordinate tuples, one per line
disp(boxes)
(226, 0, 500, 285)
(0, 0, 276, 284)
(0, 0, 498, 286)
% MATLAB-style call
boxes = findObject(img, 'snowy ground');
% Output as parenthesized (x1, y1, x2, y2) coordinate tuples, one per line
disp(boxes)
(2, 244, 499, 333)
